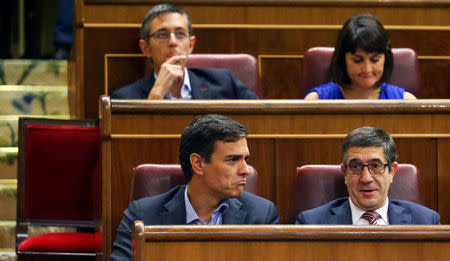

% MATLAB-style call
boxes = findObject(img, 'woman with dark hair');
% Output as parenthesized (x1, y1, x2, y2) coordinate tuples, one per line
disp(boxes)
(305, 14, 416, 99)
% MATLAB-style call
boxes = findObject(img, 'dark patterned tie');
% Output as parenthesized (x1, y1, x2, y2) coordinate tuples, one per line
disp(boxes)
(361, 210, 381, 225)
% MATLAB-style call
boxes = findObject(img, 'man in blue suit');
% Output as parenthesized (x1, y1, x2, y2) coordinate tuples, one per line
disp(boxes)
(296, 126, 440, 225)
(111, 4, 258, 100)
(110, 114, 279, 260)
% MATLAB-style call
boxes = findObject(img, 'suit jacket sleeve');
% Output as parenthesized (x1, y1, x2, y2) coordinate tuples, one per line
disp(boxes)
(295, 211, 309, 224)
(240, 192, 279, 224)
(432, 211, 441, 224)
(110, 201, 140, 261)
(110, 77, 154, 99)
(266, 201, 280, 224)
(227, 70, 259, 99)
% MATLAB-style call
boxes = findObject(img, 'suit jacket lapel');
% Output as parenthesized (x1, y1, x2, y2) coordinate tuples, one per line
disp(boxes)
(223, 198, 247, 224)
(139, 75, 156, 98)
(388, 200, 412, 224)
(188, 69, 212, 99)
(330, 198, 353, 224)
(160, 185, 187, 225)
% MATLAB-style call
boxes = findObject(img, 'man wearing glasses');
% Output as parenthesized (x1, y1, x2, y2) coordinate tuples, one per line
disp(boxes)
(296, 126, 440, 225)
(111, 3, 258, 99)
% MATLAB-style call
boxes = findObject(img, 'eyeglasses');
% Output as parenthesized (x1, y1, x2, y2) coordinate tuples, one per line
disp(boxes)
(345, 162, 389, 175)
(148, 30, 189, 41)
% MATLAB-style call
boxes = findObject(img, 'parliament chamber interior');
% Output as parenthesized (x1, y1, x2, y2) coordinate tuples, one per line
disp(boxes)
(1, 0, 449, 260)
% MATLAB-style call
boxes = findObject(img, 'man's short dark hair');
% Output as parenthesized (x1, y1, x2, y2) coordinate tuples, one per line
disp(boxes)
(140, 3, 193, 41)
(179, 114, 248, 182)
(331, 13, 393, 88)
(342, 126, 398, 170)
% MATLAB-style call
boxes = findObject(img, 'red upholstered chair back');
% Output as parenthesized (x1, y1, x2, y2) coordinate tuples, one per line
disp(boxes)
(16, 117, 101, 252)
(301, 47, 421, 98)
(288, 164, 421, 223)
(144, 53, 262, 98)
(129, 163, 260, 201)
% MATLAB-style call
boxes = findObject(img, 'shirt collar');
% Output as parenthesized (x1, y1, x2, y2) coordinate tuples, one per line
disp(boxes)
(184, 185, 228, 224)
(182, 68, 191, 96)
(349, 196, 390, 225)
(154, 68, 191, 99)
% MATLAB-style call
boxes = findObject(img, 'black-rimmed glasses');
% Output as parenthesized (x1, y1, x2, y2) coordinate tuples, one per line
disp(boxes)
(149, 30, 189, 41)
(345, 162, 389, 175)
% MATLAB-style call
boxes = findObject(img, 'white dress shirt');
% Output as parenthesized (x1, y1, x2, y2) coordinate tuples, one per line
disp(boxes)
(349, 197, 389, 225)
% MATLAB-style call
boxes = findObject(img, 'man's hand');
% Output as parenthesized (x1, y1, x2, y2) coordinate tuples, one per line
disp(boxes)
(148, 55, 188, 99)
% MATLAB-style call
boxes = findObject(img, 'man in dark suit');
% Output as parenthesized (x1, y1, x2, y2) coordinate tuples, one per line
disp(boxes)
(296, 126, 440, 225)
(110, 4, 258, 99)
(110, 114, 279, 261)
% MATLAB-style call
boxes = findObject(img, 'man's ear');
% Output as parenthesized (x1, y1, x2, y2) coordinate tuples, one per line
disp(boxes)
(139, 39, 152, 58)
(190, 153, 204, 176)
(389, 162, 398, 184)
(188, 35, 196, 54)
(340, 164, 346, 175)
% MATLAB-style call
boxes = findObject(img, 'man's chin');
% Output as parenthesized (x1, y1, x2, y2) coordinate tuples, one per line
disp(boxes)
(356, 199, 381, 210)
(230, 188, 245, 198)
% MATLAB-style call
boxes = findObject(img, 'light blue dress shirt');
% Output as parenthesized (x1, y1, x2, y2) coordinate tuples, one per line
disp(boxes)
(184, 186, 228, 225)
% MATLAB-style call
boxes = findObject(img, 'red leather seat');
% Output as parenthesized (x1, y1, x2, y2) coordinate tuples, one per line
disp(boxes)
(129, 163, 260, 201)
(145, 53, 262, 98)
(301, 47, 421, 98)
(288, 164, 421, 224)
(16, 118, 101, 260)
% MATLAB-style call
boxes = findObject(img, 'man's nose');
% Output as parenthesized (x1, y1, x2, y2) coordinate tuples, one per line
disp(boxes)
(169, 32, 178, 45)
(359, 166, 374, 182)
(240, 161, 250, 176)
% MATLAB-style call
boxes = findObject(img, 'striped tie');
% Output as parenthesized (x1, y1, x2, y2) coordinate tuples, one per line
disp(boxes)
(361, 210, 381, 225)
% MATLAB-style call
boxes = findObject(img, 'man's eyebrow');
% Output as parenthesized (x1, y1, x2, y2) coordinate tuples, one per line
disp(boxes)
(348, 158, 383, 163)
(154, 27, 186, 32)
(224, 154, 250, 159)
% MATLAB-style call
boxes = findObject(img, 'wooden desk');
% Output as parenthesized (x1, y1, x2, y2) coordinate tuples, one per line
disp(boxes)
(132, 222, 450, 261)
(99, 97, 450, 259)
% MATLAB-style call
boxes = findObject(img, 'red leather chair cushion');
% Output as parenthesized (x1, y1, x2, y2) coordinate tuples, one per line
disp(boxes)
(301, 47, 421, 98)
(129, 163, 259, 201)
(144, 54, 262, 98)
(130, 164, 186, 201)
(390, 48, 421, 96)
(18, 232, 102, 252)
(288, 164, 421, 223)
(25, 125, 101, 220)
(302, 47, 333, 97)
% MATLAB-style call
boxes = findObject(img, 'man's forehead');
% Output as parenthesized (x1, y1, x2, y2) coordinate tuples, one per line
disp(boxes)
(348, 157, 383, 162)
(214, 138, 247, 146)
(346, 146, 386, 161)
(150, 12, 188, 32)
(213, 138, 248, 153)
